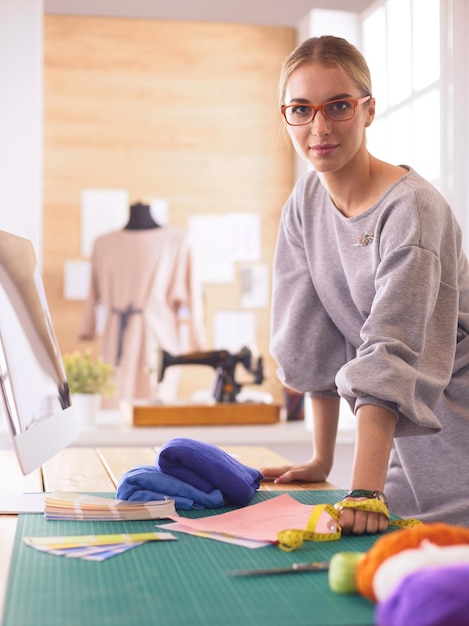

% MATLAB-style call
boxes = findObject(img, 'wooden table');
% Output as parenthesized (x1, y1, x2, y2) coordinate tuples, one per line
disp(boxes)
(0, 446, 337, 622)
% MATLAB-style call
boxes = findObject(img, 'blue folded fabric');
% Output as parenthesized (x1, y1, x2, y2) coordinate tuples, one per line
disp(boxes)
(157, 437, 263, 506)
(116, 465, 225, 510)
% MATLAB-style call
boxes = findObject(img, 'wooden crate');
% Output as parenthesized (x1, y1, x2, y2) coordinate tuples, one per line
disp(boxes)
(130, 403, 280, 426)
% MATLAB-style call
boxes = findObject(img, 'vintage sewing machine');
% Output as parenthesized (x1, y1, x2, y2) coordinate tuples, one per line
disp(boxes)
(156, 345, 264, 403)
(128, 346, 280, 426)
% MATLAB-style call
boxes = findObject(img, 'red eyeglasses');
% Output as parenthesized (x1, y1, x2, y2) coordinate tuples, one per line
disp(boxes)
(281, 96, 371, 126)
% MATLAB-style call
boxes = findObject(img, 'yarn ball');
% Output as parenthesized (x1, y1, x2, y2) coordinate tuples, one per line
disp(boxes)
(373, 541, 469, 602)
(356, 523, 469, 601)
(376, 564, 469, 626)
(328, 552, 365, 594)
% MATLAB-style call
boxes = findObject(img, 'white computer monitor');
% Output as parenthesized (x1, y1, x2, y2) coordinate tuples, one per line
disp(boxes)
(0, 230, 79, 475)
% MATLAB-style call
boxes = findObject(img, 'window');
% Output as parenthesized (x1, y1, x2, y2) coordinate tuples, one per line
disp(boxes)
(362, 0, 442, 189)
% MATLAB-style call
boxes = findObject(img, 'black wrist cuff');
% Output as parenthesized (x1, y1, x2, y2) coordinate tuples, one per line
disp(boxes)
(345, 489, 389, 508)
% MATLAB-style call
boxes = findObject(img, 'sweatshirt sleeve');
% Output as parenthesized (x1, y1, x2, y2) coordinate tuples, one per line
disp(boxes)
(336, 239, 459, 437)
(270, 195, 353, 396)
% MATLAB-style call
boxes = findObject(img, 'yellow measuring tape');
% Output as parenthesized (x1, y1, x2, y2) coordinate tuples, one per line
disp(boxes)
(277, 498, 422, 552)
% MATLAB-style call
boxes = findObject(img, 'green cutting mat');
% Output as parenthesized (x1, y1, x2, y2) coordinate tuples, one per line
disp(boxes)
(3, 490, 380, 626)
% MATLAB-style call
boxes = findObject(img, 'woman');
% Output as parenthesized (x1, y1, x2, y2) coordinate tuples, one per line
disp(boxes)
(261, 35, 469, 534)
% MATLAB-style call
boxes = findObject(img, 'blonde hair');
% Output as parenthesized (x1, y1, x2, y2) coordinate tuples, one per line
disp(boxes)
(278, 35, 372, 105)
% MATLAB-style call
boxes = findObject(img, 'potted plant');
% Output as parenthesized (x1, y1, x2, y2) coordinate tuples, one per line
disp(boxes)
(63, 350, 115, 427)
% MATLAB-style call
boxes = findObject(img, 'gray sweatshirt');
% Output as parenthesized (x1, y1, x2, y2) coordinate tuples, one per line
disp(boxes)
(271, 167, 469, 524)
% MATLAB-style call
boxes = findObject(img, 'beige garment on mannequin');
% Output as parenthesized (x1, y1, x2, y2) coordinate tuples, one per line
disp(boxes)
(79, 228, 206, 407)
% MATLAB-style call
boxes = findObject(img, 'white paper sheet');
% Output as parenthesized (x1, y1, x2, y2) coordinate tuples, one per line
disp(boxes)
(188, 212, 262, 284)
(226, 213, 261, 262)
(0, 493, 45, 514)
(213, 310, 256, 351)
(81, 188, 129, 258)
(63, 259, 91, 300)
(240, 263, 270, 308)
(150, 198, 169, 226)
(188, 215, 234, 283)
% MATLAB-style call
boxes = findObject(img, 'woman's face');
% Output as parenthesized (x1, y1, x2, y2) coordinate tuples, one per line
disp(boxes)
(283, 62, 374, 174)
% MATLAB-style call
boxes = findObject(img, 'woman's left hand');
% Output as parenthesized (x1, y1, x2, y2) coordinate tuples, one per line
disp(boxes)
(338, 503, 389, 535)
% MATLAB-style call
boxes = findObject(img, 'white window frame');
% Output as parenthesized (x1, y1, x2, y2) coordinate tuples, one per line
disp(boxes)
(362, 0, 443, 191)
(362, 0, 469, 246)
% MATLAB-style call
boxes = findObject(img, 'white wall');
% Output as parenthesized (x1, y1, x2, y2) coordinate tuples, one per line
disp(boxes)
(302, 8, 360, 43)
(0, 0, 43, 260)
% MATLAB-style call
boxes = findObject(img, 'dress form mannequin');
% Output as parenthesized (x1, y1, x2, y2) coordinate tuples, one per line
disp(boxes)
(81, 205, 206, 408)
(124, 202, 160, 230)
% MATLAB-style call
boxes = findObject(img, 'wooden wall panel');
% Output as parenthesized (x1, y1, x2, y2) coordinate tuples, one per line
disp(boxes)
(43, 15, 296, 403)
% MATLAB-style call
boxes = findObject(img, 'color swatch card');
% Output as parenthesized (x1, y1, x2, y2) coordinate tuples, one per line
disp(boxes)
(24, 531, 177, 561)
(44, 491, 177, 521)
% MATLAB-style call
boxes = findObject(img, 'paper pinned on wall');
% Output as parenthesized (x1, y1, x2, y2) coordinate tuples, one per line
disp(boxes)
(226, 213, 261, 262)
(213, 310, 256, 352)
(150, 198, 169, 226)
(63, 259, 91, 300)
(81, 188, 129, 258)
(240, 263, 270, 308)
(188, 215, 234, 283)
(188, 213, 262, 284)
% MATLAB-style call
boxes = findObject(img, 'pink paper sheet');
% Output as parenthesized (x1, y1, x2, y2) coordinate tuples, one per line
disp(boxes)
(167, 493, 336, 543)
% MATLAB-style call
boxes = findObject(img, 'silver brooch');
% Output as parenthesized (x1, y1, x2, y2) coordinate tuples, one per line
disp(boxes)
(354, 231, 374, 247)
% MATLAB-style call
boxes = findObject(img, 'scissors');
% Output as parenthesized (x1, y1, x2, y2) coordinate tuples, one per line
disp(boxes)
(228, 561, 330, 577)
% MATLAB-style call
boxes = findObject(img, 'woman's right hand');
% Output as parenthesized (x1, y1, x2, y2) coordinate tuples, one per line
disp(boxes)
(259, 458, 330, 484)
